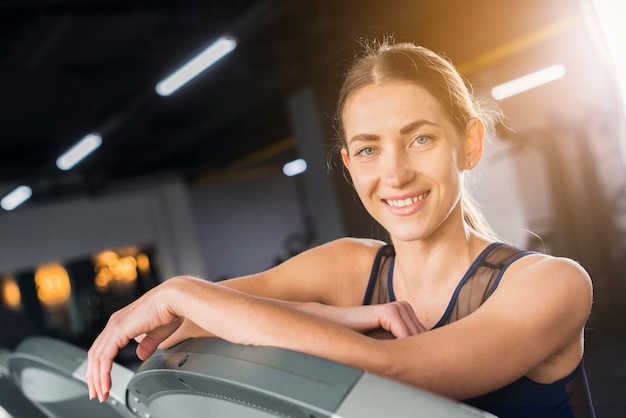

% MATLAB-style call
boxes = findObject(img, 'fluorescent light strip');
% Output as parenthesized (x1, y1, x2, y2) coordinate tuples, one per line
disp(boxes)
(156, 36, 237, 97)
(283, 158, 308, 177)
(56, 133, 102, 171)
(491, 64, 566, 100)
(1, 185, 32, 211)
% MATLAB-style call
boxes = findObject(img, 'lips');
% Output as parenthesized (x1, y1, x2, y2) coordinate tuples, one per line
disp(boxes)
(384, 191, 430, 208)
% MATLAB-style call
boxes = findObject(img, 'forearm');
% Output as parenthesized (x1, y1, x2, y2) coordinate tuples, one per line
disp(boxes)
(264, 300, 380, 333)
(89, 276, 423, 403)
(167, 277, 389, 372)
(159, 284, 373, 348)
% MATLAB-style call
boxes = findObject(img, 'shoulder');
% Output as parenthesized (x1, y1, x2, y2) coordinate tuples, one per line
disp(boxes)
(290, 237, 388, 268)
(445, 252, 593, 388)
(494, 252, 593, 332)
(505, 252, 592, 297)
(323, 237, 388, 257)
(230, 237, 387, 305)
(305, 237, 388, 305)
(486, 253, 592, 379)
(310, 237, 388, 280)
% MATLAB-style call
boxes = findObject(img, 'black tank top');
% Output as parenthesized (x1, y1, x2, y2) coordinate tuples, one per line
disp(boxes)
(361, 242, 595, 418)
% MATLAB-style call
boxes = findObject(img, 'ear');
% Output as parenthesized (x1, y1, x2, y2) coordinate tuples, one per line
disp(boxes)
(340, 147, 351, 170)
(464, 118, 484, 170)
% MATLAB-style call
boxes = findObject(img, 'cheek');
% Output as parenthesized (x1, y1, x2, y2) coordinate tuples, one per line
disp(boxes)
(436, 146, 463, 180)
(442, 163, 466, 203)
(348, 167, 377, 200)
(349, 169, 369, 193)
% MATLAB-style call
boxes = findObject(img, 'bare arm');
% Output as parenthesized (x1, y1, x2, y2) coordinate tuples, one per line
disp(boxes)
(150, 298, 426, 348)
(379, 255, 593, 398)
(88, 253, 592, 403)
(87, 277, 392, 401)
(152, 237, 386, 347)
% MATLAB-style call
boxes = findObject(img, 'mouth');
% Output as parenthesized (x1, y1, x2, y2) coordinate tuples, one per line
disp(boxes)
(384, 191, 430, 208)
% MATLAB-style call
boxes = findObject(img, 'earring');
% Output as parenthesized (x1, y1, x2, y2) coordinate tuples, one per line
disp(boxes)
(468, 161, 474, 168)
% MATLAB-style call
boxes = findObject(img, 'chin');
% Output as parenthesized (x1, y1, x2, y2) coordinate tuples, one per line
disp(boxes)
(387, 228, 429, 243)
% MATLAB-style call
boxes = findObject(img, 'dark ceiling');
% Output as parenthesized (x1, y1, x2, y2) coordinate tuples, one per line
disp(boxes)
(0, 0, 616, 208)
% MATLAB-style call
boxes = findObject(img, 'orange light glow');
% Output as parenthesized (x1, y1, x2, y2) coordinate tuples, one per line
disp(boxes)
(1, 277, 21, 310)
(136, 253, 150, 274)
(93, 247, 143, 290)
(34, 264, 72, 305)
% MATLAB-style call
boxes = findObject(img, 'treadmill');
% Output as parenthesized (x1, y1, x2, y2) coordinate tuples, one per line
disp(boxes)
(5, 336, 495, 418)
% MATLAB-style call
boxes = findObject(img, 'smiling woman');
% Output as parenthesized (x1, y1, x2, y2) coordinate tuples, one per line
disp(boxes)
(334, 40, 502, 242)
(86, 40, 595, 418)
(339, 81, 481, 243)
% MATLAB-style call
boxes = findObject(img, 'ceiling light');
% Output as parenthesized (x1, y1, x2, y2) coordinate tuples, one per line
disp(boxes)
(283, 158, 307, 177)
(1, 185, 32, 211)
(56, 133, 102, 171)
(156, 36, 237, 97)
(491, 64, 566, 100)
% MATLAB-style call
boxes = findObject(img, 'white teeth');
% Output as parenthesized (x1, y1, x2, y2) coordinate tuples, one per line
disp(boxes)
(385, 192, 428, 207)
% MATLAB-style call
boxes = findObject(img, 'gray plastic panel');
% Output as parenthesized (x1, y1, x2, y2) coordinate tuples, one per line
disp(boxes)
(335, 372, 497, 418)
(127, 338, 364, 418)
(8, 336, 135, 418)
(127, 338, 495, 418)
(1, 348, 49, 418)
(0, 349, 9, 374)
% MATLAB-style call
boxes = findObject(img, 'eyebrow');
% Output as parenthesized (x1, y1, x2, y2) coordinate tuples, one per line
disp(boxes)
(347, 119, 440, 146)
(399, 119, 440, 135)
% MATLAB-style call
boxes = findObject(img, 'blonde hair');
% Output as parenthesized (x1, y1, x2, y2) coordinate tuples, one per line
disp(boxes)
(334, 39, 502, 239)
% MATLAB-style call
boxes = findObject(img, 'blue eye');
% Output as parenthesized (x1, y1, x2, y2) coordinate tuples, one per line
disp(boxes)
(414, 135, 431, 145)
(356, 147, 376, 157)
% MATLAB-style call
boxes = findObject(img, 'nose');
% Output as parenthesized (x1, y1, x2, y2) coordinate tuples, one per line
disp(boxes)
(383, 151, 415, 189)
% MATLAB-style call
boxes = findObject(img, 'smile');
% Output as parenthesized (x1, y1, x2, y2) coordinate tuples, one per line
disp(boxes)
(384, 191, 430, 207)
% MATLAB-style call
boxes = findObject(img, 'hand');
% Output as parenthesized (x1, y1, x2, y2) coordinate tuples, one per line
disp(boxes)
(369, 301, 427, 337)
(304, 301, 426, 338)
(86, 281, 183, 402)
(135, 318, 209, 349)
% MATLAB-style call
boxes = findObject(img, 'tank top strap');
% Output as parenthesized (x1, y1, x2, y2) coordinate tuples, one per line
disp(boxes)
(362, 244, 394, 305)
(433, 242, 535, 328)
(361, 242, 535, 320)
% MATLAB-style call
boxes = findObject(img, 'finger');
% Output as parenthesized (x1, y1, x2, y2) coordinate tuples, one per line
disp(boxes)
(382, 301, 424, 338)
(98, 357, 112, 402)
(378, 304, 412, 338)
(87, 335, 104, 401)
(88, 341, 112, 402)
(136, 320, 182, 359)
(157, 319, 197, 349)
(85, 353, 96, 400)
(389, 316, 412, 338)
(87, 322, 128, 402)
(397, 301, 425, 335)
(136, 335, 160, 360)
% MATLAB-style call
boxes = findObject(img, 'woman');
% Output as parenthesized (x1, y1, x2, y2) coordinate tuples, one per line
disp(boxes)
(87, 40, 595, 417)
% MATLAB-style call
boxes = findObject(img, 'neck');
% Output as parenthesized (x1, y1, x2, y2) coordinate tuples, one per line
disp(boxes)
(390, 212, 492, 288)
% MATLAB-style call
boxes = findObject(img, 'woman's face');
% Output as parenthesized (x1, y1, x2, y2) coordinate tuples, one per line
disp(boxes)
(340, 81, 478, 243)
